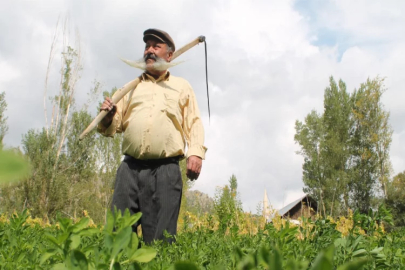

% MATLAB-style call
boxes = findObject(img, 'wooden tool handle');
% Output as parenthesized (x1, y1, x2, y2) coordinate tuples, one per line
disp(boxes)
(78, 36, 205, 140)
(79, 78, 140, 140)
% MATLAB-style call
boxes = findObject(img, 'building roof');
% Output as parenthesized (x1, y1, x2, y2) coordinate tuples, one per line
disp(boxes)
(267, 194, 317, 222)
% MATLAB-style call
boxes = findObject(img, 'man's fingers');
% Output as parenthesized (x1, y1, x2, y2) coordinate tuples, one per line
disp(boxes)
(186, 156, 202, 180)
(100, 97, 116, 112)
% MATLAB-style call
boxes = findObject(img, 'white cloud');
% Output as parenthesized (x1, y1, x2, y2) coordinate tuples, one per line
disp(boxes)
(0, 60, 21, 83)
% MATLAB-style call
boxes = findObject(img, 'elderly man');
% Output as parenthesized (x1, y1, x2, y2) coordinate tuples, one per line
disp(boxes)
(98, 29, 207, 243)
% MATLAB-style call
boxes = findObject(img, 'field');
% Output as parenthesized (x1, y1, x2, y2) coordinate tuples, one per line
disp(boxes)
(1, 206, 404, 270)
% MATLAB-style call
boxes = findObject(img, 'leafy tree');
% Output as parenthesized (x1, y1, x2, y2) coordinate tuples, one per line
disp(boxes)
(386, 171, 405, 227)
(295, 77, 393, 216)
(295, 77, 351, 216)
(350, 78, 392, 212)
(0, 92, 8, 148)
(214, 174, 243, 233)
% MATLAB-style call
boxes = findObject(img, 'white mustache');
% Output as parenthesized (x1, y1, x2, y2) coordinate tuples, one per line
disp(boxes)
(120, 57, 184, 71)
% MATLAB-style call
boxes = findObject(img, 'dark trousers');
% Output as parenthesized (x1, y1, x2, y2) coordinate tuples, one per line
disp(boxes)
(111, 155, 183, 244)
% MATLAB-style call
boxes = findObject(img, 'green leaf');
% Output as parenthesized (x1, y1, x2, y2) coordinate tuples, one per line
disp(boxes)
(0, 150, 31, 185)
(337, 258, 368, 270)
(71, 234, 81, 250)
(129, 212, 142, 225)
(110, 226, 132, 261)
(112, 262, 122, 270)
(72, 218, 90, 233)
(129, 246, 157, 263)
(269, 248, 283, 270)
(105, 210, 115, 234)
(352, 249, 367, 258)
(173, 261, 199, 270)
(370, 247, 384, 255)
(79, 228, 101, 237)
(105, 233, 114, 251)
(125, 232, 139, 259)
(127, 262, 143, 270)
(309, 245, 334, 270)
(258, 247, 270, 267)
(52, 263, 68, 270)
(69, 250, 88, 270)
(40, 249, 58, 264)
(45, 233, 62, 249)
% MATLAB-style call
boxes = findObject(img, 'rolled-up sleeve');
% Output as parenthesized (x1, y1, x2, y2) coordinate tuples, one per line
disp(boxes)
(183, 83, 207, 159)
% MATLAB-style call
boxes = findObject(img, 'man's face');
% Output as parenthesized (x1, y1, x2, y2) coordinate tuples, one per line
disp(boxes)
(144, 38, 173, 69)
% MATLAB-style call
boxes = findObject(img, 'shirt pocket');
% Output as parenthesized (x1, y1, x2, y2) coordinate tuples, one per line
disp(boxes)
(163, 93, 182, 123)
(126, 92, 150, 112)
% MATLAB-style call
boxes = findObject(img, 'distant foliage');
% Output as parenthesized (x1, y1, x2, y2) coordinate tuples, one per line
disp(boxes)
(295, 77, 393, 217)
(214, 174, 244, 234)
(385, 171, 405, 227)
(0, 92, 8, 149)
(185, 190, 214, 217)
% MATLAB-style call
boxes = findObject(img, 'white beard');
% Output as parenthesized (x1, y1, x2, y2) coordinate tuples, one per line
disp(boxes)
(120, 57, 183, 71)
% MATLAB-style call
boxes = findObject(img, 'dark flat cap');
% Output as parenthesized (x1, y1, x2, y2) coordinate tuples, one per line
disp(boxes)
(143, 29, 175, 51)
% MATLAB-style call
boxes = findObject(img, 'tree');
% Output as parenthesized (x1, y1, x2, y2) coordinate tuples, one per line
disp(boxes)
(295, 110, 328, 216)
(295, 77, 393, 216)
(214, 174, 243, 233)
(386, 171, 405, 227)
(350, 78, 393, 212)
(295, 77, 351, 216)
(0, 92, 8, 148)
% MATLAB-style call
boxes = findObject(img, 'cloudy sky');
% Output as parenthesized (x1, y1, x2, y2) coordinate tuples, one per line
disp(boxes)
(1, 0, 404, 212)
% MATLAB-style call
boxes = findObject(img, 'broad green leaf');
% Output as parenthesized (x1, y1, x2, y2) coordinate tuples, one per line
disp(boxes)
(125, 212, 142, 228)
(309, 245, 334, 270)
(269, 248, 283, 270)
(337, 258, 368, 270)
(105, 210, 115, 234)
(40, 249, 58, 264)
(45, 233, 62, 249)
(173, 261, 199, 270)
(105, 233, 114, 251)
(0, 150, 31, 185)
(71, 234, 81, 250)
(72, 217, 90, 233)
(370, 247, 384, 255)
(110, 226, 132, 260)
(127, 262, 143, 270)
(112, 262, 122, 270)
(69, 250, 88, 270)
(79, 228, 101, 237)
(258, 246, 270, 267)
(352, 249, 367, 257)
(129, 246, 157, 263)
(52, 263, 68, 270)
(125, 232, 139, 259)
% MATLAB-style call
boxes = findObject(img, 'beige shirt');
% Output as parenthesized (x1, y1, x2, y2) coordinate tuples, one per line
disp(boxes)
(97, 72, 207, 160)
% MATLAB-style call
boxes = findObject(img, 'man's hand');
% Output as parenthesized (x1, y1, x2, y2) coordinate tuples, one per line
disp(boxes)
(187, 155, 202, 181)
(100, 97, 117, 126)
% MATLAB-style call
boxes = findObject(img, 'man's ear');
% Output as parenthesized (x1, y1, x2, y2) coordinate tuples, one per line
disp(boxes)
(167, 51, 173, 62)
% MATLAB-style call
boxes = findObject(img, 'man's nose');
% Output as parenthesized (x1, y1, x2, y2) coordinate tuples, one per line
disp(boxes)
(145, 46, 155, 54)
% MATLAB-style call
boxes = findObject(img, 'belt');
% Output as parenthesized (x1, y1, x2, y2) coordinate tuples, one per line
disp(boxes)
(124, 155, 182, 166)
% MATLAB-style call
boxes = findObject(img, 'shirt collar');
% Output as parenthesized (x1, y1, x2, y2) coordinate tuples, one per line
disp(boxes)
(142, 71, 170, 83)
